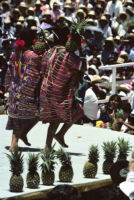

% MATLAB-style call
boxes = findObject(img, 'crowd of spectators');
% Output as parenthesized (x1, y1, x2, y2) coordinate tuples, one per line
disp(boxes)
(0, 0, 134, 130)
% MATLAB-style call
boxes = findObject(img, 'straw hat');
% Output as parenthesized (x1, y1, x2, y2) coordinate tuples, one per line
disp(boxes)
(64, 4, 72, 9)
(120, 51, 129, 59)
(116, 57, 125, 64)
(1, 1, 10, 7)
(99, 15, 108, 22)
(75, 9, 86, 17)
(86, 18, 97, 26)
(88, 10, 95, 16)
(18, 16, 25, 22)
(114, 35, 120, 41)
(79, 4, 87, 10)
(19, 2, 26, 7)
(50, 0, 61, 9)
(105, 37, 114, 43)
(28, 7, 34, 11)
(118, 12, 128, 19)
(35, 0, 41, 5)
(125, 0, 133, 5)
(90, 75, 103, 83)
(12, 8, 20, 14)
(116, 84, 130, 93)
(26, 16, 36, 21)
(15, 21, 23, 27)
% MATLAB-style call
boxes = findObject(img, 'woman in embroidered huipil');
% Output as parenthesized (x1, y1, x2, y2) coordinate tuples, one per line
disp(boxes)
(5, 28, 43, 151)
(40, 20, 87, 152)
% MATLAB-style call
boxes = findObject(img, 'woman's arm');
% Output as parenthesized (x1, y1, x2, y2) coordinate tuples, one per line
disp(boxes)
(117, 118, 134, 130)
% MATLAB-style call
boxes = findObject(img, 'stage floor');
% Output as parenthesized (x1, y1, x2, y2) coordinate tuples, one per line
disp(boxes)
(0, 115, 134, 199)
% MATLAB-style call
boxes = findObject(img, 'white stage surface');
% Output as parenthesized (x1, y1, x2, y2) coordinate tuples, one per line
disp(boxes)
(0, 115, 134, 200)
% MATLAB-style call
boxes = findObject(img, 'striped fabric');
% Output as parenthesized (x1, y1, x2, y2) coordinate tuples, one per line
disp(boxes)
(40, 47, 84, 124)
(6, 50, 42, 119)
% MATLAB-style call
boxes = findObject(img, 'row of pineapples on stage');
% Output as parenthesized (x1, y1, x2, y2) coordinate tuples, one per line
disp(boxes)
(6, 137, 132, 193)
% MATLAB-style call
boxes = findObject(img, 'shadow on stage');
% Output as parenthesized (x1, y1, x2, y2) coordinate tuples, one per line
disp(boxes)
(68, 152, 85, 156)
(5, 146, 42, 152)
(5, 146, 85, 156)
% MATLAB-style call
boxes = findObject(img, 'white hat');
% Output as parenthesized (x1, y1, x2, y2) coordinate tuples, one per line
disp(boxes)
(87, 64, 99, 75)
(118, 91, 126, 97)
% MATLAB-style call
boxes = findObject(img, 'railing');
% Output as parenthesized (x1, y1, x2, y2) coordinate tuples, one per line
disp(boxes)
(98, 62, 134, 104)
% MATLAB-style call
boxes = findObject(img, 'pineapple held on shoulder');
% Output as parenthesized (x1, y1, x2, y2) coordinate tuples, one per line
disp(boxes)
(26, 153, 40, 189)
(40, 146, 56, 185)
(111, 109, 124, 131)
(83, 145, 99, 178)
(56, 148, 73, 182)
(65, 19, 87, 54)
(102, 141, 117, 174)
(33, 29, 50, 55)
(6, 147, 24, 192)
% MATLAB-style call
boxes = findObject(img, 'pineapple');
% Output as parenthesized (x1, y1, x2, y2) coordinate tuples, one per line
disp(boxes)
(111, 109, 124, 131)
(117, 137, 132, 161)
(26, 153, 40, 189)
(65, 38, 78, 53)
(56, 148, 73, 182)
(6, 147, 24, 192)
(102, 141, 117, 174)
(33, 41, 48, 55)
(83, 145, 99, 178)
(65, 19, 86, 53)
(40, 146, 56, 185)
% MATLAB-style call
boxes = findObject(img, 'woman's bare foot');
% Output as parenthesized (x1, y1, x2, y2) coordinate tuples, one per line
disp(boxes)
(20, 135, 31, 146)
(42, 145, 51, 153)
(54, 134, 68, 148)
(9, 144, 18, 152)
(9, 133, 19, 151)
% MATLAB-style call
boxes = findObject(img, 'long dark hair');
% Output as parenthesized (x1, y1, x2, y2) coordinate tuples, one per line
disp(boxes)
(19, 28, 35, 49)
(107, 94, 122, 111)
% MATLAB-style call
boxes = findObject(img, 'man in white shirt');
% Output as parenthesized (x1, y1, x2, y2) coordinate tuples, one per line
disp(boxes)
(105, 0, 123, 19)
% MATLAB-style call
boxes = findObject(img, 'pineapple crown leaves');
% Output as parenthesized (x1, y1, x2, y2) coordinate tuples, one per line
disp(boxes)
(102, 141, 117, 161)
(33, 40, 49, 55)
(27, 153, 39, 174)
(6, 147, 24, 176)
(56, 148, 72, 167)
(88, 145, 99, 164)
(37, 28, 50, 43)
(40, 145, 57, 173)
(117, 137, 132, 160)
(70, 18, 87, 37)
(115, 109, 124, 118)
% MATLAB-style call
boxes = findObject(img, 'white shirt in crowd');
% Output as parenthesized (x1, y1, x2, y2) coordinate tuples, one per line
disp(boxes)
(83, 88, 98, 121)
(105, 0, 123, 18)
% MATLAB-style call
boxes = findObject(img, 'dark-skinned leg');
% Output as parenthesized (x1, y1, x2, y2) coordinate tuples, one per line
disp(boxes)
(43, 122, 60, 152)
(9, 130, 21, 151)
(54, 123, 72, 148)
(19, 120, 38, 146)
